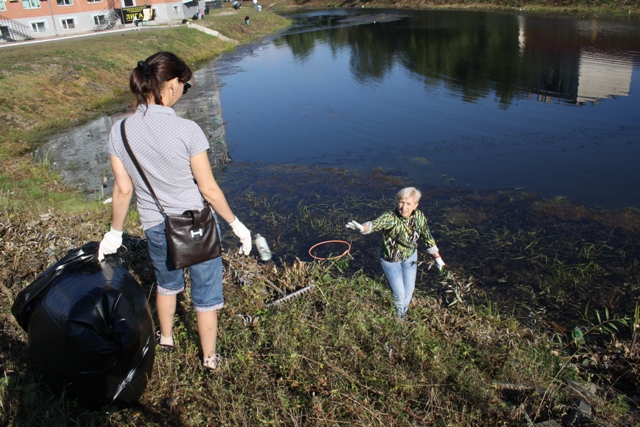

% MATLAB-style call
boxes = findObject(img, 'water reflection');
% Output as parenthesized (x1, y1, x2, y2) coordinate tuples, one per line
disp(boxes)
(280, 10, 638, 107)
(577, 50, 632, 104)
(531, 48, 633, 105)
(218, 9, 640, 209)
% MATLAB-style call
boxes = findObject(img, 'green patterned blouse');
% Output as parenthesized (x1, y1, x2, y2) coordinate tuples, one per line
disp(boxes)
(364, 209, 437, 263)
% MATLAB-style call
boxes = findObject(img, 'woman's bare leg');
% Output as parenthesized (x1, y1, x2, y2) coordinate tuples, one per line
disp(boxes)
(157, 293, 177, 343)
(196, 310, 218, 358)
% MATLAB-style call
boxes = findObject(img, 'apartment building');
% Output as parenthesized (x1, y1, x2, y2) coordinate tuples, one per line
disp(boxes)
(0, 0, 204, 41)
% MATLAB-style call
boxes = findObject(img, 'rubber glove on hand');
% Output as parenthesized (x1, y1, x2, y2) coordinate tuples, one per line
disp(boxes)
(230, 217, 252, 255)
(345, 220, 365, 233)
(435, 256, 446, 271)
(98, 227, 123, 261)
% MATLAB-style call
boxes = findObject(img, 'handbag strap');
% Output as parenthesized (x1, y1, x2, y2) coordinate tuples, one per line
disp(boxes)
(120, 119, 211, 217)
(120, 119, 168, 217)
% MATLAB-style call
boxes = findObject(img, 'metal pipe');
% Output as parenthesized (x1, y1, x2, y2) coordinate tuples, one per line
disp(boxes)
(45, 0, 59, 36)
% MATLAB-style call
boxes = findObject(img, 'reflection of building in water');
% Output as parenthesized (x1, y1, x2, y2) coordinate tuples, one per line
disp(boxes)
(576, 50, 632, 104)
(517, 16, 526, 56)
(522, 14, 583, 104)
(522, 15, 634, 105)
(517, 16, 637, 104)
(529, 54, 580, 104)
(529, 50, 633, 105)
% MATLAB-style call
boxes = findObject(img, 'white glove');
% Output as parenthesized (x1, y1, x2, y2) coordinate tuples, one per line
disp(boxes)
(98, 227, 123, 261)
(230, 217, 252, 255)
(345, 220, 364, 233)
(435, 256, 446, 270)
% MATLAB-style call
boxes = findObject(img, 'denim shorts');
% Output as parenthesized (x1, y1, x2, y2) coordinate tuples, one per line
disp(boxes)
(144, 221, 224, 312)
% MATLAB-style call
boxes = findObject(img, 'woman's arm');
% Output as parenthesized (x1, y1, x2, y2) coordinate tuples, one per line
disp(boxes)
(98, 155, 132, 260)
(110, 155, 133, 230)
(416, 211, 445, 268)
(190, 151, 235, 223)
(191, 151, 252, 255)
(365, 212, 395, 234)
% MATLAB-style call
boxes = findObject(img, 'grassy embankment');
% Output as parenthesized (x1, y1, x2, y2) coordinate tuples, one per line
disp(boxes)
(0, 6, 288, 212)
(3, 204, 638, 426)
(1, 3, 639, 426)
(288, 0, 640, 15)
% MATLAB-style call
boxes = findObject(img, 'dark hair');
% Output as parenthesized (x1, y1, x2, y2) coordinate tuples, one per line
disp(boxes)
(130, 52, 192, 107)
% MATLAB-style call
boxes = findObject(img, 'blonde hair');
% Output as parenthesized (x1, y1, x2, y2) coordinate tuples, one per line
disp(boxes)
(396, 187, 421, 203)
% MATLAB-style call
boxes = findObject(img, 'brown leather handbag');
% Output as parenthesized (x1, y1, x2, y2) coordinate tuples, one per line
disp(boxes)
(120, 120, 222, 269)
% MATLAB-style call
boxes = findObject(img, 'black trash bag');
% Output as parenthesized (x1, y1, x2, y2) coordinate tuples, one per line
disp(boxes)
(11, 242, 155, 409)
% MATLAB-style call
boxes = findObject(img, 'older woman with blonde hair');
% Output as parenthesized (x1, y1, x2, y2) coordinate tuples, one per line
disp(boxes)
(346, 187, 445, 320)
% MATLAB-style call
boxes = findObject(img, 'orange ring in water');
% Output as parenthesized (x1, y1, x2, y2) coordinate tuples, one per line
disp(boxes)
(308, 240, 351, 261)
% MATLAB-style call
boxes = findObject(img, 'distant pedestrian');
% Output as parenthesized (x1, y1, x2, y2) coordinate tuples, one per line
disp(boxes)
(198, 9, 204, 19)
(133, 16, 141, 30)
(232, 0, 241, 9)
(244, 16, 250, 25)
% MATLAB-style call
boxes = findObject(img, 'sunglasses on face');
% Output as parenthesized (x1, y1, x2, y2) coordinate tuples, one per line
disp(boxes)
(180, 81, 192, 95)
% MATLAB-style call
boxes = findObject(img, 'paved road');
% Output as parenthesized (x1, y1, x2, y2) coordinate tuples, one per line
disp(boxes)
(0, 21, 175, 49)
(0, 19, 236, 50)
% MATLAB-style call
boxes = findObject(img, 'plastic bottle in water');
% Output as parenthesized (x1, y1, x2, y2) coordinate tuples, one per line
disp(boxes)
(254, 234, 272, 261)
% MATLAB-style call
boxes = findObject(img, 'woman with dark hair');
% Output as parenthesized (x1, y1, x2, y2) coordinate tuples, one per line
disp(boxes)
(98, 52, 252, 372)
(346, 187, 446, 320)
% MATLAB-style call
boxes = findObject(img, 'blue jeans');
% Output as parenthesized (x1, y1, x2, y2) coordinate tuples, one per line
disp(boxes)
(379, 250, 418, 317)
(145, 221, 224, 312)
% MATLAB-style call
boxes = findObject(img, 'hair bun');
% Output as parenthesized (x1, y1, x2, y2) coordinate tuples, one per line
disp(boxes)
(137, 60, 152, 77)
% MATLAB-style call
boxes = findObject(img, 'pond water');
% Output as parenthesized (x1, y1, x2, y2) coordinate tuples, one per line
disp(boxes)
(211, 10, 640, 334)
(215, 9, 640, 210)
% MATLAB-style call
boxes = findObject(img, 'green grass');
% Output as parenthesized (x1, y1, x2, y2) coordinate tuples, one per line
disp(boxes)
(2, 230, 616, 425)
(196, 7, 293, 44)
(0, 158, 92, 213)
(0, 26, 232, 161)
